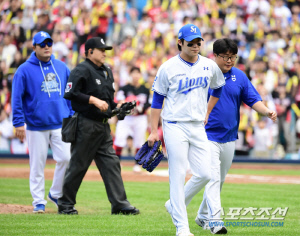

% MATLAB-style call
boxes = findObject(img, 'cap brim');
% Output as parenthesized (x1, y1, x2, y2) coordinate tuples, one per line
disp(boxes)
(97, 46, 113, 50)
(34, 37, 53, 45)
(183, 35, 204, 42)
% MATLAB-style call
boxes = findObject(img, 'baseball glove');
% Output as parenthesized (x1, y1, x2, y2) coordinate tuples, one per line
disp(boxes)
(134, 140, 164, 172)
(112, 101, 137, 120)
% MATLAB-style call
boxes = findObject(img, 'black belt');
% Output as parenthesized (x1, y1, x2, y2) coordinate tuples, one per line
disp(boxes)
(100, 118, 109, 124)
(79, 113, 109, 124)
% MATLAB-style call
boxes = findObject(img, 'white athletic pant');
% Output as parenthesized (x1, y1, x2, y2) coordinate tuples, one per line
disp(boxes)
(197, 141, 235, 222)
(26, 129, 71, 207)
(163, 120, 211, 233)
(114, 115, 148, 148)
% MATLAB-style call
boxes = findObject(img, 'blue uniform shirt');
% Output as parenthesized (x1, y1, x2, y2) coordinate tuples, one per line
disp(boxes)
(205, 67, 262, 143)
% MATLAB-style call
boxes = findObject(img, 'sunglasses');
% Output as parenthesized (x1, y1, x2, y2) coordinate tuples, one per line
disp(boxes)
(37, 41, 53, 48)
(187, 42, 201, 47)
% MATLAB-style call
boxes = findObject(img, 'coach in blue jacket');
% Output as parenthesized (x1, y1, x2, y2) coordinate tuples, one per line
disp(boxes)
(12, 31, 73, 213)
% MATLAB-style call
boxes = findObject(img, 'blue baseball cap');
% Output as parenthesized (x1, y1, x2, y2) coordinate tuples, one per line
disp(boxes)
(32, 31, 53, 45)
(178, 24, 204, 42)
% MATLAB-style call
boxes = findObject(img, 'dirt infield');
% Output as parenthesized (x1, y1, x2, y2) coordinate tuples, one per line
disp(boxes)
(1, 159, 299, 214)
(1, 159, 299, 184)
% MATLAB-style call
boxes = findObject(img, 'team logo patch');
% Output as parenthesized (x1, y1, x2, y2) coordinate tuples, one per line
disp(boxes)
(41, 73, 59, 93)
(191, 26, 197, 33)
(232, 75, 236, 81)
(41, 32, 48, 37)
(101, 38, 105, 44)
(65, 82, 72, 92)
(96, 79, 101, 85)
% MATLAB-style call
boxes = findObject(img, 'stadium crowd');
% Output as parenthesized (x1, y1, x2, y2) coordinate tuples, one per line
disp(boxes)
(0, 0, 300, 159)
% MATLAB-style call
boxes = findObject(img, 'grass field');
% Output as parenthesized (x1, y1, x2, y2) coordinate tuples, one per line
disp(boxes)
(1, 162, 299, 176)
(0, 163, 299, 236)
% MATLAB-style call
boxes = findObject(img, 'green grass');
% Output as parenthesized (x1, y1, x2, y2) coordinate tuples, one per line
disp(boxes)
(228, 169, 300, 176)
(0, 178, 299, 236)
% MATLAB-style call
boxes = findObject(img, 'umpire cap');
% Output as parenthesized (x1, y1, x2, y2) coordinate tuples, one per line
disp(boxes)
(85, 37, 113, 52)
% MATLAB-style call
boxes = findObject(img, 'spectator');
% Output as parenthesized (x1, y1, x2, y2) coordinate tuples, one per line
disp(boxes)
(114, 66, 151, 172)
(2, 34, 17, 71)
(0, 109, 14, 152)
(33, 11, 54, 35)
(253, 118, 272, 158)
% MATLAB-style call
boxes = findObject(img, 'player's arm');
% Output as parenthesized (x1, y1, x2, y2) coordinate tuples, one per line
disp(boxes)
(12, 70, 26, 142)
(148, 92, 164, 147)
(205, 86, 223, 125)
(241, 74, 277, 122)
(252, 101, 277, 122)
(205, 95, 220, 125)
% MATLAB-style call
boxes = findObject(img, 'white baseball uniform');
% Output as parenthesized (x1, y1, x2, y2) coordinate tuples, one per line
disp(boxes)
(152, 54, 225, 232)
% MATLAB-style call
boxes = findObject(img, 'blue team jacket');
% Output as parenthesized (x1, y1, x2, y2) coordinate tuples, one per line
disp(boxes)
(206, 67, 262, 143)
(12, 52, 73, 131)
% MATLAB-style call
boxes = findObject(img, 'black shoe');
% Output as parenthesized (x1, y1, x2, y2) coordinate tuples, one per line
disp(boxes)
(112, 206, 140, 215)
(58, 207, 78, 215)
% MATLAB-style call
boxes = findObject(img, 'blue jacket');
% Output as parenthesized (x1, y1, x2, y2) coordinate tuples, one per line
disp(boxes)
(12, 52, 73, 131)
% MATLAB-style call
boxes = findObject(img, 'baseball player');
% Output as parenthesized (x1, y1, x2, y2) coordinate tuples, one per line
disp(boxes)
(147, 24, 225, 236)
(114, 66, 151, 172)
(184, 38, 277, 234)
(12, 31, 73, 213)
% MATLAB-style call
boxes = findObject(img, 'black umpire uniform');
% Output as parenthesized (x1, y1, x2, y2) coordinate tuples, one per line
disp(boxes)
(57, 37, 139, 215)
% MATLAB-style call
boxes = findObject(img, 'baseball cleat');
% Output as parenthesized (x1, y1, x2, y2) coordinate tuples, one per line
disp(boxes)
(33, 204, 45, 213)
(195, 217, 210, 230)
(211, 226, 227, 234)
(47, 192, 58, 208)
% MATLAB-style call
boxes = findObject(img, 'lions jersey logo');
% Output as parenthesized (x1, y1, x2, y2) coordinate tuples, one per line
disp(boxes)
(41, 72, 59, 93)
(177, 77, 208, 95)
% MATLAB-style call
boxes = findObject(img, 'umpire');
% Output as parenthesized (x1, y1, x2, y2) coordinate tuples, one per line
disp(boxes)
(57, 37, 139, 215)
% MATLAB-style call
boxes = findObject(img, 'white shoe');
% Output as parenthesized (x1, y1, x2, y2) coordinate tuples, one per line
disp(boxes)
(211, 226, 227, 234)
(195, 217, 210, 230)
(133, 164, 141, 172)
(176, 229, 194, 236)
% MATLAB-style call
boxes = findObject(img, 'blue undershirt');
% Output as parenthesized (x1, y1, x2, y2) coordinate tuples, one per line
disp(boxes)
(151, 92, 165, 109)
